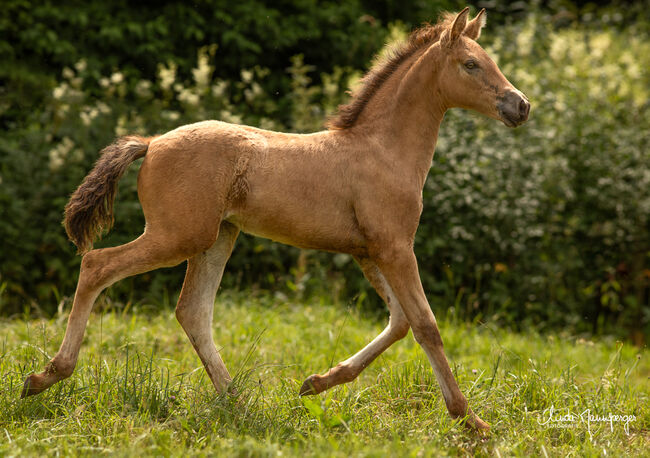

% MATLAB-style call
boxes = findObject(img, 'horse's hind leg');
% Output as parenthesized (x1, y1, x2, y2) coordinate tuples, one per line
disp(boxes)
(21, 231, 198, 397)
(175, 222, 239, 394)
(299, 257, 410, 395)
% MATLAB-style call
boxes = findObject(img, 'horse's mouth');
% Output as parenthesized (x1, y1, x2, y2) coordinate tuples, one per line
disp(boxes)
(500, 114, 520, 128)
(498, 109, 528, 128)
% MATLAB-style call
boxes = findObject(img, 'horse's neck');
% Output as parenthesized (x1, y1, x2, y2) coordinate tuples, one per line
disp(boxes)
(361, 45, 447, 189)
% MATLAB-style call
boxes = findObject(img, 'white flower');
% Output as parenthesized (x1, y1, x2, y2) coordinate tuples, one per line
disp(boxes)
(158, 62, 177, 92)
(80, 111, 91, 126)
(74, 59, 87, 72)
(49, 154, 64, 170)
(178, 88, 200, 106)
(115, 115, 128, 136)
(241, 69, 253, 83)
(48, 137, 75, 171)
(62, 67, 75, 80)
(589, 33, 611, 59)
(220, 110, 242, 124)
(162, 110, 180, 121)
(211, 81, 228, 98)
(516, 17, 536, 57)
(549, 34, 568, 62)
(250, 82, 262, 97)
(96, 101, 111, 114)
(80, 108, 99, 126)
(135, 80, 152, 98)
(259, 118, 277, 130)
(193, 47, 214, 90)
(52, 83, 68, 100)
(110, 72, 124, 84)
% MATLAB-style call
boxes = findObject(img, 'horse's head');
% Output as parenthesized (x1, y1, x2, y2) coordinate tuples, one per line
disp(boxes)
(437, 8, 530, 127)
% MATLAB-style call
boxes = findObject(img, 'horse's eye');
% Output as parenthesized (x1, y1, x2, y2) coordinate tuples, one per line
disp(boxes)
(464, 60, 477, 70)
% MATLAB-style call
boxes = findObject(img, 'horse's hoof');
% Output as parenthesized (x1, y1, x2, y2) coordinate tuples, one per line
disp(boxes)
(465, 412, 491, 434)
(299, 375, 320, 396)
(21, 374, 44, 398)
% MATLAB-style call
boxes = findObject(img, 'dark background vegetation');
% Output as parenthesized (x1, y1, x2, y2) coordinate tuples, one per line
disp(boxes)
(1, 1, 648, 342)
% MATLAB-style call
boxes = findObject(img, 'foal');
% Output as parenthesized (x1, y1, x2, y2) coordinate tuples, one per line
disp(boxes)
(23, 8, 529, 432)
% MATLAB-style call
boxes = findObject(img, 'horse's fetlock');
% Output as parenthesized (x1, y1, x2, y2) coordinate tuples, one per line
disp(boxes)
(447, 397, 469, 419)
(48, 358, 75, 379)
(334, 363, 357, 382)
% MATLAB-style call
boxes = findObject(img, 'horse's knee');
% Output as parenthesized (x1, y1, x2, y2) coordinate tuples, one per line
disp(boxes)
(175, 301, 202, 331)
(411, 320, 444, 348)
(175, 303, 192, 326)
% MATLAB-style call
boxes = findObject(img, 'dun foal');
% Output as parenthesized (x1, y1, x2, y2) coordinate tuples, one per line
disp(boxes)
(23, 8, 529, 432)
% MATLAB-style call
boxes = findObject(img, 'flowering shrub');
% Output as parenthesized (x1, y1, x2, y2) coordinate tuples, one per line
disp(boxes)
(0, 11, 647, 341)
(416, 17, 650, 339)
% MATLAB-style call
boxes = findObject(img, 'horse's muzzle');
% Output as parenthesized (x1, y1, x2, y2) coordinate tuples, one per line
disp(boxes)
(497, 90, 530, 127)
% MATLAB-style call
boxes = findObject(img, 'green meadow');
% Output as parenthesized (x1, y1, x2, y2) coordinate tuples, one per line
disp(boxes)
(1, 293, 647, 456)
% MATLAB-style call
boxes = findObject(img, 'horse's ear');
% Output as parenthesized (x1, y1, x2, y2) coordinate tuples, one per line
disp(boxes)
(464, 8, 487, 41)
(442, 7, 470, 47)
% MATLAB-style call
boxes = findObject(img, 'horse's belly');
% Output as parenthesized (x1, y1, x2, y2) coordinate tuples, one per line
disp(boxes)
(225, 204, 367, 256)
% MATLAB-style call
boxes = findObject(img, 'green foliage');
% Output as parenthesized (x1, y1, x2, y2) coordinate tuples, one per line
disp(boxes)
(1, 0, 436, 130)
(318, 14, 650, 340)
(415, 16, 650, 338)
(0, 3, 648, 341)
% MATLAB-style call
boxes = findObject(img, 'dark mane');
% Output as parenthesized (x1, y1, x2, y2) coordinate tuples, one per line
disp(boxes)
(327, 13, 456, 130)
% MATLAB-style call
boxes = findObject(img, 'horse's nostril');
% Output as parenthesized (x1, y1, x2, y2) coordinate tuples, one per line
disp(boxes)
(519, 99, 530, 118)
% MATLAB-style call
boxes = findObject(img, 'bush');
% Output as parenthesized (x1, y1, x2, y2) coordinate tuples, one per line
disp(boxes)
(416, 16, 650, 340)
(0, 6, 648, 342)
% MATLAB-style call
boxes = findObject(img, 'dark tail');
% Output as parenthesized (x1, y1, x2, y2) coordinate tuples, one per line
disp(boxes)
(64, 135, 152, 254)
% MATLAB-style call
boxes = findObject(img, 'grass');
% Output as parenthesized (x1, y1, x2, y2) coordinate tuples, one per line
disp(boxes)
(0, 291, 648, 456)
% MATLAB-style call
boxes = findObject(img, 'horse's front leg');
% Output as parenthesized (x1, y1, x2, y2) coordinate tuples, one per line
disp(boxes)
(373, 245, 490, 433)
(299, 257, 409, 395)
